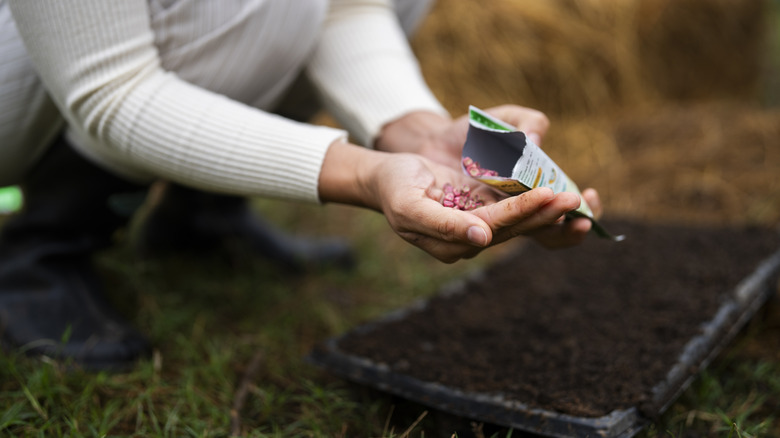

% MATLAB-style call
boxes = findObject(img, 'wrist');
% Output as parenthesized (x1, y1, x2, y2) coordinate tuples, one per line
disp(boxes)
(318, 140, 385, 211)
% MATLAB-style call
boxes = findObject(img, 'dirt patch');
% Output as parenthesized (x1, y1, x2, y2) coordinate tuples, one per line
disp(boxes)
(312, 0, 780, 428)
(333, 220, 780, 418)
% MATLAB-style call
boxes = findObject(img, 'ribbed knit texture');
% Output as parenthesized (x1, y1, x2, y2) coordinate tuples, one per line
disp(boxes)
(4, 0, 446, 202)
(309, 0, 449, 147)
(0, 5, 64, 185)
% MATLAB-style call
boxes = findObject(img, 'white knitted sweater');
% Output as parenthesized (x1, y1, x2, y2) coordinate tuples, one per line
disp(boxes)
(5, 0, 447, 202)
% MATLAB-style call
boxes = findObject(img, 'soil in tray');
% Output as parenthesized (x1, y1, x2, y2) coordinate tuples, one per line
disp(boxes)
(333, 220, 780, 419)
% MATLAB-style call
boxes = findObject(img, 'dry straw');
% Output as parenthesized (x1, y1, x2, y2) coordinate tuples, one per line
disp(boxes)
(412, 0, 778, 226)
(413, 0, 768, 118)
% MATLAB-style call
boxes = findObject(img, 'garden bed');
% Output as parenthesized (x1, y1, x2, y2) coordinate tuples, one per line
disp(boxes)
(309, 219, 780, 437)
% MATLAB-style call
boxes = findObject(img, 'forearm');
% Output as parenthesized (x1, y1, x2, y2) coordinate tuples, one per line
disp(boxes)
(9, 0, 344, 202)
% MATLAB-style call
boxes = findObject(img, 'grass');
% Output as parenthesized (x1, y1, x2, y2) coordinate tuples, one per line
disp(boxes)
(642, 334, 780, 437)
(3, 2, 780, 435)
(0, 201, 492, 437)
(2, 197, 780, 438)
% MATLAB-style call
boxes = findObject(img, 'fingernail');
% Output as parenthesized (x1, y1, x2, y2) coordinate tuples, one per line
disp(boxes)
(527, 132, 541, 145)
(467, 226, 488, 247)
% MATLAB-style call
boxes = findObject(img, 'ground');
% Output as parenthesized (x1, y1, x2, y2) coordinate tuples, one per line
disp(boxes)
(2, 0, 780, 437)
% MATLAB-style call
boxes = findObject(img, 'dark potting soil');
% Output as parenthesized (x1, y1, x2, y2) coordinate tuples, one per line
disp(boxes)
(333, 220, 780, 419)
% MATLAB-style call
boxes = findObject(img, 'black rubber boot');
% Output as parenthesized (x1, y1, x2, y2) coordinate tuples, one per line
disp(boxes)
(136, 183, 355, 273)
(0, 137, 151, 371)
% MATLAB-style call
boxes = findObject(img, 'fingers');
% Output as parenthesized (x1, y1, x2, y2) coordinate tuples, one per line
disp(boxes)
(485, 105, 550, 145)
(378, 153, 600, 262)
(527, 188, 603, 249)
(392, 188, 589, 262)
(395, 197, 493, 246)
(529, 217, 592, 249)
(472, 188, 581, 245)
(581, 188, 602, 219)
(391, 198, 494, 263)
(420, 104, 550, 170)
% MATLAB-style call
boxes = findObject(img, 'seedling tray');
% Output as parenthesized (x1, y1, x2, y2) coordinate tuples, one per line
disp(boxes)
(308, 220, 780, 438)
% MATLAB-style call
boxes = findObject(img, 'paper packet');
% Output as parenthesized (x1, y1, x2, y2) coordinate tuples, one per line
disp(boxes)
(462, 106, 624, 241)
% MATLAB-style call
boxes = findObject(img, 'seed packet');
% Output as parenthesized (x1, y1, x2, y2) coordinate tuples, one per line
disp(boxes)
(463, 106, 624, 241)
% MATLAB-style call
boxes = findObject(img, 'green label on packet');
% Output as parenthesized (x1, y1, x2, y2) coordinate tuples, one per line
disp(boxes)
(468, 107, 516, 132)
(463, 106, 624, 241)
(0, 186, 23, 214)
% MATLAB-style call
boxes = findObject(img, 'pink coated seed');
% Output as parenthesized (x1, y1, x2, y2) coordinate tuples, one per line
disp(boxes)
(440, 180, 483, 211)
(462, 157, 499, 178)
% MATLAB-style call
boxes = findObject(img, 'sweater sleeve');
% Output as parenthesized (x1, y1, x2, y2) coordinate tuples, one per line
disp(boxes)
(307, 0, 450, 148)
(8, 0, 346, 203)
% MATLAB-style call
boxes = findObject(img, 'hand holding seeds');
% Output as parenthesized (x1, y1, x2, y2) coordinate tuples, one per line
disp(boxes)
(319, 141, 593, 263)
(447, 157, 603, 248)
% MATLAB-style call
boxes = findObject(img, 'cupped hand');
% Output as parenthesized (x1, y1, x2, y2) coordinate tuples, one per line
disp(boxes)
(320, 141, 599, 263)
(369, 153, 587, 263)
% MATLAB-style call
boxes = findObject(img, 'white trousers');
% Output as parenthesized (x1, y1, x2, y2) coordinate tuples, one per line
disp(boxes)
(0, 0, 433, 185)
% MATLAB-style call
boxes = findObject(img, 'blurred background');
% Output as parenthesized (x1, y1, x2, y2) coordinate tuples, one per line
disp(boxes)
(409, 0, 780, 227)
